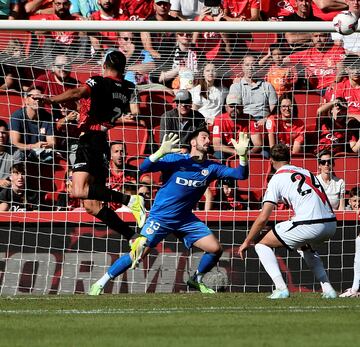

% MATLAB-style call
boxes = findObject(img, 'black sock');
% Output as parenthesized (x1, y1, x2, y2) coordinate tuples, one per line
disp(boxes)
(96, 206, 134, 240)
(88, 184, 130, 204)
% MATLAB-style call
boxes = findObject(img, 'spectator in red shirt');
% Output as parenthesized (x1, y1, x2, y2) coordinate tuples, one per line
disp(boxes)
(311, 0, 346, 21)
(214, 179, 246, 211)
(266, 93, 305, 154)
(286, 32, 345, 92)
(316, 97, 359, 154)
(192, 6, 232, 61)
(120, 0, 154, 21)
(212, 93, 250, 161)
(89, 0, 129, 55)
(31, 0, 89, 63)
(32, 54, 80, 119)
(223, 0, 260, 21)
(260, 0, 296, 20)
(284, 0, 323, 20)
(26, 0, 54, 18)
(107, 141, 137, 211)
(282, 0, 323, 50)
(324, 54, 360, 122)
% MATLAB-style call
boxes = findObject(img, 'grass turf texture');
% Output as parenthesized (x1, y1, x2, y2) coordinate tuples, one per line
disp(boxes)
(0, 293, 359, 347)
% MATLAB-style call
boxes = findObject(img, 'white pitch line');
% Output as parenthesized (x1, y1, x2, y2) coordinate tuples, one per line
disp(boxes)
(0, 305, 359, 315)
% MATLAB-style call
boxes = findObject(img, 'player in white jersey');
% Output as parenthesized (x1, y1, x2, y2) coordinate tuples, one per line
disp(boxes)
(238, 143, 338, 299)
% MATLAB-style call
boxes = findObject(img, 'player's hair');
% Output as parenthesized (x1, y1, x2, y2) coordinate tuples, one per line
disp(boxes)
(0, 119, 8, 130)
(270, 143, 290, 163)
(187, 127, 210, 144)
(10, 162, 25, 174)
(103, 50, 126, 74)
(110, 141, 126, 151)
(349, 185, 360, 198)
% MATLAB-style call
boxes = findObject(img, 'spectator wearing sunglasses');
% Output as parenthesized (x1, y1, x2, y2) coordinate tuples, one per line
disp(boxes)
(158, 31, 200, 89)
(316, 149, 345, 211)
(316, 96, 359, 154)
(30, 0, 88, 63)
(31, 54, 80, 121)
(117, 32, 155, 86)
(9, 87, 55, 160)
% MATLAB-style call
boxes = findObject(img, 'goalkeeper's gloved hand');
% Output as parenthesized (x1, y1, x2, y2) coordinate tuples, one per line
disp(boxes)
(230, 132, 250, 165)
(149, 132, 182, 162)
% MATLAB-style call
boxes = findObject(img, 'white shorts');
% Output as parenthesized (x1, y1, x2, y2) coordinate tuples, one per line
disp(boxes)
(273, 219, 337, 250)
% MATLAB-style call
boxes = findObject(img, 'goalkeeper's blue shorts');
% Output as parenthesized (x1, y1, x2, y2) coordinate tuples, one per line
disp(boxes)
(140, 216, 212, 249)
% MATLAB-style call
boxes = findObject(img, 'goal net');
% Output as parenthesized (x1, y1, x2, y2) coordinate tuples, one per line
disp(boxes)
(0, 21, 358, 295)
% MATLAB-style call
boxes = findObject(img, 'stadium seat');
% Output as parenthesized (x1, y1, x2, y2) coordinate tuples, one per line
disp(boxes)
(127, 156, 162, 187)
(108, 124, 148, 158)
(227, 155, 271, 203)
(138, 89, 174, 128)
(290, 155, 319, 175)
(0, 91, 23, 122)
(294, 92, 322, 132)
(245, 33, 278, 54)
(333, 155, 360, 191)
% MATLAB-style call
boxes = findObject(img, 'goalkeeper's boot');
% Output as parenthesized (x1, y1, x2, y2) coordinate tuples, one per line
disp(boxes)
(128, 195, 146, 228)
(89, 283, 104, 296)
(268, 288, 290, 299)
(130, 236, 148, 269)
(322, 289, 337, 299)
(339, 288, 360, 298)
(187, 275, 215, 294)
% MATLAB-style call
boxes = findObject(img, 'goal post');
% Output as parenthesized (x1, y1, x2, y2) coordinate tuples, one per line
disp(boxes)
(0, 21, 358, 295)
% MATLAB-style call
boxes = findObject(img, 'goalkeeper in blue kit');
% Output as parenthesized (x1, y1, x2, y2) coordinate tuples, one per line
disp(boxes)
(89, 128, 249, 295)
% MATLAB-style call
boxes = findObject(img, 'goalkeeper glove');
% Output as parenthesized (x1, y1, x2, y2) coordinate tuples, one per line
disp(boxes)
(230, 132, 250, 165)
(149, 132, 182, 162)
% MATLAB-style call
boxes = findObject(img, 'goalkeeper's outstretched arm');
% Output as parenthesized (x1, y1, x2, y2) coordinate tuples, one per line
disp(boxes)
(140, 133, 181, 172)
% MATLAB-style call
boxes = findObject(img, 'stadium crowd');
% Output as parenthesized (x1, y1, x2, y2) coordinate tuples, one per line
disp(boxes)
(0, 0, 359, 215)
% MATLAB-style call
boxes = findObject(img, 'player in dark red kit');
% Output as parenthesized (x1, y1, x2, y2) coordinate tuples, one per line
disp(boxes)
(38, 50, 146, 242)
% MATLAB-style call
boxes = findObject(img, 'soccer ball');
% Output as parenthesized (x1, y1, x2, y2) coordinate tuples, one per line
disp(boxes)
(333, 11, 359, 35)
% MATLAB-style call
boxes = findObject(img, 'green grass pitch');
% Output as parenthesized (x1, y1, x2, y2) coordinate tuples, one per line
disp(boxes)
(0, 293, 359, 347)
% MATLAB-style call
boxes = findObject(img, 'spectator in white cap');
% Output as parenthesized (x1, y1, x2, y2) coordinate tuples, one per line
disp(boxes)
(212, 93, 250, 161)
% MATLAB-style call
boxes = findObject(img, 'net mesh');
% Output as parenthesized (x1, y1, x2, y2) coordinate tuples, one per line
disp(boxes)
(0, 27, 358, 295)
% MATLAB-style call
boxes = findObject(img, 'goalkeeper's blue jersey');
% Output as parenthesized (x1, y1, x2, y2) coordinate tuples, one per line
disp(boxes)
(140, 153, 248, 223)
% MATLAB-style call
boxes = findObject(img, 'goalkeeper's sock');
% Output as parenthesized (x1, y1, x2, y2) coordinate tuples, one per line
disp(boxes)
(197, 252, 222, 276)
(352, 236, 360, 292)
(255, 243, 287, 290)
(88, 184, 130, 205)
(108, 253, 132, 278)
(97, 272, 112, 287)
(96, 206, 135, 240)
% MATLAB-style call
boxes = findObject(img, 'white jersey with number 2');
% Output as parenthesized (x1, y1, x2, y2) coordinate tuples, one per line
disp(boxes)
(263, 164, 335, 223)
